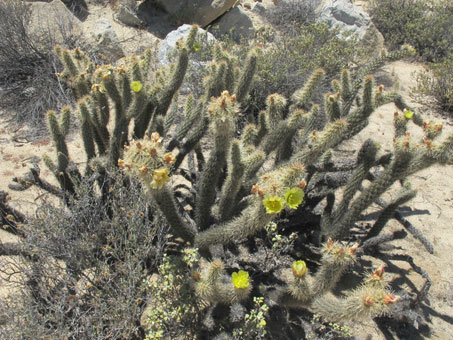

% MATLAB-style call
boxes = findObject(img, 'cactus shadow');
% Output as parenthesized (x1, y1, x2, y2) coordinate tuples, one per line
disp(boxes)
(360, 206, 430, 222)
(375, 315, 430, 340)
(370, 253, 453, 340)
(63, 0, 89, 22)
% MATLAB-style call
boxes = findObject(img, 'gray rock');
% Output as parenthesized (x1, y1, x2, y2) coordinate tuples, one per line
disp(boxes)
(28, 0, 83, 42)
(316, 0, 384, 56)
(316, 0, 370, 38)
(115, 4, 142, 27)
(158, 24, 216, 66)
(252, 2, 266, 14)
(138, 0, 237, 27)
(210, 6, 254, 43)
(93, 18, 125, 63)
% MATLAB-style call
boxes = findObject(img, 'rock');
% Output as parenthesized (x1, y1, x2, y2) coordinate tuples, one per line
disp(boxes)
(137, 0, 237, 27)
(158, 24, 216, 66)
(252, 2, 266, 14)
(316, 0, 384, 56)
(316, 0, 370, 38)
(28, 0, 83, 43)
(93, 18, 125, 63)
(115, 4, 142, 27)
(210, 6, 254, 43)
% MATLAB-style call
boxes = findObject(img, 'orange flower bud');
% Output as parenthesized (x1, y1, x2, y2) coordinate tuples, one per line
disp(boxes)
(363, 295, 374, 307)
(372, 265, 385, 281)
(296, 180, 307, 191)
(326, 237, 334, 249)
(192, 271, 201, 281)
(347, 243, 359, 254)
(151, 132, 162, 145)
(139, 165, 148, 174)
(383, 294, 400, 305)
(163, 152, 175, 165)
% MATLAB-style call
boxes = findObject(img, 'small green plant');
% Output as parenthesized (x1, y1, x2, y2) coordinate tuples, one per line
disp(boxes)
(247, 22, 365, 113)
(309, 314, 353, 339)
(368, 0, 453, 61)
(413, 55, 453, 115)
(262, 0, 319, 34)
(264, 221, 297, 254)
(231, 297, 269, 339)
(145, 253, 201, 339)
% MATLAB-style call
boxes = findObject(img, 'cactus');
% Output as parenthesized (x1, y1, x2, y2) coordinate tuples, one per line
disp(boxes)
(9, 28, 452, 338)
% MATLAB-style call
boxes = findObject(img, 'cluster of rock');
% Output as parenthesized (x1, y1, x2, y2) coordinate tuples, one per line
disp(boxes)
(27, 0, 383, 64)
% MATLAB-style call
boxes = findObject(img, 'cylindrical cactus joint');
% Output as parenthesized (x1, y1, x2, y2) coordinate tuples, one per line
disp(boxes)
(119, 132, 175, 191)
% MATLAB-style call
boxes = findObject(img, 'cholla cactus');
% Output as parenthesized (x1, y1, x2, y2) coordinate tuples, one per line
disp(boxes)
(119, 133, 196, 243)
(311, 265, 400, 321)
(11, 27, 452, 337)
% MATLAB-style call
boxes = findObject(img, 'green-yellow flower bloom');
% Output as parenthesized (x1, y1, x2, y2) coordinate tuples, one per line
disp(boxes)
(130, 80, 143, 93)
(232, 270, 250, 289)
(193, 42, 201, 52)
(292, 260, 307, 277)
(404, 109, 414, 120)
(151, 168, 170, 189)
(284, 187, 304, 209)
(262, 195, 285, 214)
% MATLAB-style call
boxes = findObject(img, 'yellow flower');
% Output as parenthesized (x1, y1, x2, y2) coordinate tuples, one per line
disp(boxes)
(231, 270, 250, 289)
(403, 109, 414, 120)
(101, 69, 111, 80)
(292, 260, 307, 277)
(192, 42, 201, 52)
(130, 80, 143, 93)
(151, 168, 170, 189)
(262, 195, 285, 214)
(284, 187, 304, 209)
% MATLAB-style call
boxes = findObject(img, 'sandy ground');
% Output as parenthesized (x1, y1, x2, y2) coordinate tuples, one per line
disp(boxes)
(340, 61, 453, 340)
(1, 1, 452, 339)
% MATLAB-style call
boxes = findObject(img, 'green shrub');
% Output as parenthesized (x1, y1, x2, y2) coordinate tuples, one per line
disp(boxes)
(262, 0, 320, 35)
(368, 0, 453, 62)
(414, 55, 453, 114)
(247, 22, 364, 113)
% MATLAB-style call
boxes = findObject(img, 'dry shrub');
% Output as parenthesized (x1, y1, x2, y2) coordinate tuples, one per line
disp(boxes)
(0, 0, 84, 131)
(0, 170, 168, 339)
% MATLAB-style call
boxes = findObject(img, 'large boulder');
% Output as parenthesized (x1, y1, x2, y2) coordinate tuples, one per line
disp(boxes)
(317, 0, 370, 38)
(316, 0, 384, 56)
(115, 4, 143, 27)
(210, 6, 254, 43)
(137, 0, 237, 28)
(93, 18, 125, 63)
(158, 24, 216, 66)
(28, 0, 83, 43)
